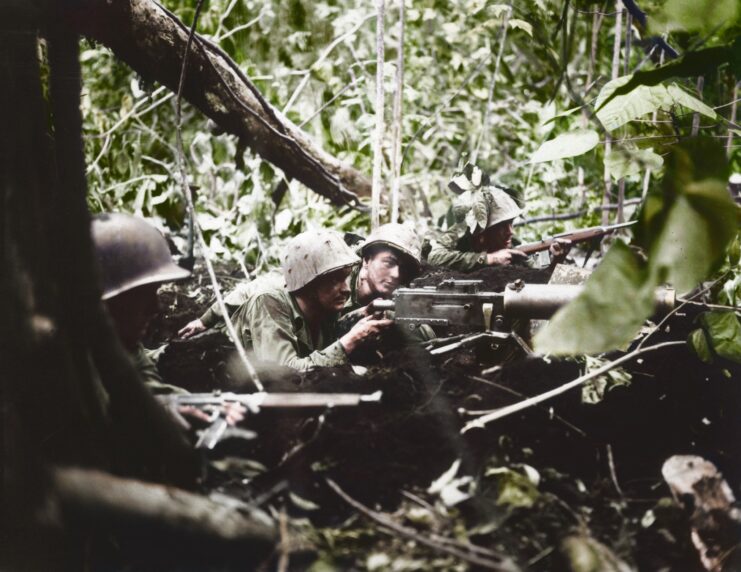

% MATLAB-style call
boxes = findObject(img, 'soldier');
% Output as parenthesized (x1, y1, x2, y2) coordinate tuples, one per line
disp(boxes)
(178, 223, 423, 338)
(344, 223, 423, 313)
(92, 212, 244, 424)
(212, 230, 392, 370)
(426, 166, 570, 271)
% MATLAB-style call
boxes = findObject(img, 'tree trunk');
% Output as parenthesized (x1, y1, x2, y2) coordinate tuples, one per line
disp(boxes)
(64, 0, 371, 208)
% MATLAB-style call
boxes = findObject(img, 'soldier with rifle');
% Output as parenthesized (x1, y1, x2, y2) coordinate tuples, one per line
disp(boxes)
(426, 165, 572, 271)
(91, 212, 246, 427)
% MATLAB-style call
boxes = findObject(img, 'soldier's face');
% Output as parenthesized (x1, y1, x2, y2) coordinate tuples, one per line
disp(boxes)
(477, 219, 514, 252)
(363, 247, 403, 297)
(105, 283, 160, 351)
(313, 267, 353, 313)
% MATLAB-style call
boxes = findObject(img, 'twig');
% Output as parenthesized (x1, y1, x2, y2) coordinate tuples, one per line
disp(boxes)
(515, 198, 642, 225)
(371, 0, 386, 230)
(462, 375, 587, 437)
(472, 3, 511, 164)
(389, 0, 405, 223)
(277, 506, 290, 572)
(606, 444, 624, 497)
(461, 341, 685, 433)
(635, 271, 731, 351)
(326, 479, 514, 571)
(174, 0, 263, 391)
(297, 76, 363, 128)
(726, 82, 739, 157)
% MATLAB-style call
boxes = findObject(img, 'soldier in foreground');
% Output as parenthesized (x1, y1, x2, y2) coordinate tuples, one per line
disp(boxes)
(427, 166, 570, 271)
(178, 223, 424, 339)
(224, 230, 392, 370)
(92, 212, 244, 425)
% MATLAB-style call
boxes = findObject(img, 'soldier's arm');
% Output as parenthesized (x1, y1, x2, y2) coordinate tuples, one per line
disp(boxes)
(426, 242, 486, 271)
(199, 282, 253, 328)
(247, 293, 349, 370)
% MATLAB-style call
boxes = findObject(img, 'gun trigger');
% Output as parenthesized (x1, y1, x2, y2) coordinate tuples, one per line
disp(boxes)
(482, 303, 493, 331)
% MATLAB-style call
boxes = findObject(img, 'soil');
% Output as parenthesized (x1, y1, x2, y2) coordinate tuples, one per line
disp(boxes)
(140, 261, 741, 571)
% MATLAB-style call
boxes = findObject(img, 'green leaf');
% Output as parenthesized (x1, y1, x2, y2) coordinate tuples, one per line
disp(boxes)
(581, 356, 632, 404)
(508, 18, 533, 37)
(595, 77, 716, 131)
(605, 147, 664, 182)
(700, 311, 741, 363)
(485, 467, 539, 509)
(649, 0, 740, 35)
(688, 328, 714, 363)
(639, 139, 738, 293)
(595, 43, 739, 111)
(530, 129, 599, 163)
(534, 242, 656, 355)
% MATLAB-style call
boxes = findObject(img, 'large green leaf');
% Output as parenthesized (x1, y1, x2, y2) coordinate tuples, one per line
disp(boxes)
(605, 147, 664, 182)
(595, 38, 741, 111)
(649, 0, 740, 35)
(534, 242, 656, 355)
(638, 139, 738, 293)
(595, 77, 716, 131)
(688, 328, 714, 363)
(700, 311, 741, 364)
(529, 129, 599, 163)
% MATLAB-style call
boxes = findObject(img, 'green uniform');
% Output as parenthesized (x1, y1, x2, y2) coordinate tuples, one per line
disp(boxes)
(229, 275, 349, 370)
(426, 223, 489, 271)
(426, 224, 534, 271)
(132, 344, 189, 395)
(199, 275, 284, 328)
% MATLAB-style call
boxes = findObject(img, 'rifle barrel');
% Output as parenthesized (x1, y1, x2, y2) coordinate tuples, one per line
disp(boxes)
(517, 221, 636, 255)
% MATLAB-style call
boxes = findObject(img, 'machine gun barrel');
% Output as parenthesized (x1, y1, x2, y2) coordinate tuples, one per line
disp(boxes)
(372, 279, 675, 332)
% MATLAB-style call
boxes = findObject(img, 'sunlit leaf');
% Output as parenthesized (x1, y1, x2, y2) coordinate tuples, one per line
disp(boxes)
(595, 77, 716, 131)
(605, 147, 664, 182)
(530, 129, 599, 163)
(534, 242, 656, 355)
(509, 19, 533, 37)
(649, 0, 740, 35)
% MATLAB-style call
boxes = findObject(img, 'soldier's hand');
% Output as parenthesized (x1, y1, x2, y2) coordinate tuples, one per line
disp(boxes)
(487, 249, 528, 266)
(178, 318, 207, 339)
(339, 314, 394, 354)
(548, 239, 571, 264)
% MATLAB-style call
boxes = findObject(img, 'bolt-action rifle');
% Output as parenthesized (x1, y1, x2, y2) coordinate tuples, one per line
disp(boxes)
(159, 391, 382, 449)
(516, 220, 636, 255)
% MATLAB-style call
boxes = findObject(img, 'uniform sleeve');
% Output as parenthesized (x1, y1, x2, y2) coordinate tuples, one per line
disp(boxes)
(199, 283, 254, 328)
(425, 225, 487, 272)
(131, 345, 189, 395)
(246, 293, 348, 370)
(426, 242, 486, 271)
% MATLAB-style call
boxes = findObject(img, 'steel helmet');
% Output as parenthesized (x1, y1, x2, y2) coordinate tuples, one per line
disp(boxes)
(92, 213, 191, 300)
(483, 187, 523, 230)
(360, 223, 422, 265)
(281, 230, 360, 292)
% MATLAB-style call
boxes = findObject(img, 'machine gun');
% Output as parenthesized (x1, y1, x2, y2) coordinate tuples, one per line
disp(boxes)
(516, 220, 636, 257)
(371, 279, 675, 352)
(159, 391, 382, 449)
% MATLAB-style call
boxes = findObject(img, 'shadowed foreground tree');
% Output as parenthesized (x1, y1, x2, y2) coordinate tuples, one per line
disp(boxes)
(0, 4, 274, 569)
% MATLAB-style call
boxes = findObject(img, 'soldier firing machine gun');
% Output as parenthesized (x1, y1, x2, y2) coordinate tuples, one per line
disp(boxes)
(159, 391, 382, 449)
(372, 278, 675, 355)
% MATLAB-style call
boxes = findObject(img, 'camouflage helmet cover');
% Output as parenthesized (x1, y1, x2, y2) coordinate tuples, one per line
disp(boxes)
(360, 223, 423, 264)
(449, 164, 523, 234)
(92, 213, 191, 300)
(281, 230, 360, 292)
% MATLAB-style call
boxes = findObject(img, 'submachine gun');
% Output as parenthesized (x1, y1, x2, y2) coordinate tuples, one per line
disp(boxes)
(372, 279, 675, 355)
(160, 391, 382, 449)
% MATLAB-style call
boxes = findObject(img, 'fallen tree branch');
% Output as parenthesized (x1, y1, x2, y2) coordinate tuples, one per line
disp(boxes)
(65, 0, 370, 207)
(461, 341, 685, 433)
(326, 478, 517, 571)
(47, 467, 277, 547)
